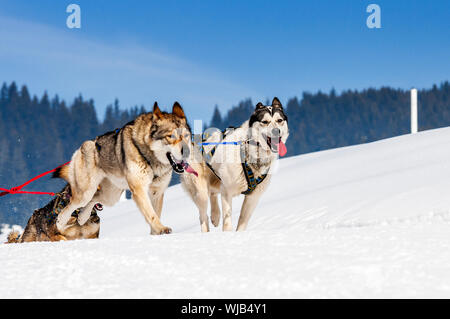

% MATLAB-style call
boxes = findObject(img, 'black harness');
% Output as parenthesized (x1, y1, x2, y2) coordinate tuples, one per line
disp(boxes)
(240, 160, 268, 195)
(200, 128, 268, 195)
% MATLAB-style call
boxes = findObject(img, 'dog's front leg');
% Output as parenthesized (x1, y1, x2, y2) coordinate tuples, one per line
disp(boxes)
(236, 191, 263, 231)
(77, 200, 97, 226)
(195, 191, 210, 233)
(210, 193, 221, 228)
(56, 196, 96, 232)
(150, 192, 164, 219)
(220, 192, 233, 231)
(129, 179, 172, 235)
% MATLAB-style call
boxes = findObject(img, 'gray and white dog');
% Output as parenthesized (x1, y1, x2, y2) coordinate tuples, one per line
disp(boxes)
(181, 97, 289, 232)
(54, 102, 194, 235)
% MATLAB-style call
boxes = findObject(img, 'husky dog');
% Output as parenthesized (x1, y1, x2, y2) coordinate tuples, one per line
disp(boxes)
(54, 102, 195, 235)
(6, 184, 101, 243)
(181, 97, 289, 232)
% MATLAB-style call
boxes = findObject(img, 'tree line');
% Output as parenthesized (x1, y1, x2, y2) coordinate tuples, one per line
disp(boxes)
(0, 83, 146, 225)
(0, 81, 449, 225)
(209, 83, 450, 156)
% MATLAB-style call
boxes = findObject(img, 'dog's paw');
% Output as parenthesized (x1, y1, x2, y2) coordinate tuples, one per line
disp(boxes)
(56, 220, 68, 233)
(211, 215, 220, 227)
(52, 235, 68, 242)
(160, 227, 172, 235)
(222, 223, 233, 232)
(151, 226, 172, 235)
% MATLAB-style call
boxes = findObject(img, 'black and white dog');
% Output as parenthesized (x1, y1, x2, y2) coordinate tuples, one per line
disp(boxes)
(181, 98, 289, 232)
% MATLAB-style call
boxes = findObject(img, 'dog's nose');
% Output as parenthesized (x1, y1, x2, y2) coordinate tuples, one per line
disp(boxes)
(271, 128, 281, 136)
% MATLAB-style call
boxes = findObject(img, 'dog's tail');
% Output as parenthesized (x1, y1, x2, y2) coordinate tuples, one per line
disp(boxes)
(52, 165, 69, 181)
(6, 231, 21, 244)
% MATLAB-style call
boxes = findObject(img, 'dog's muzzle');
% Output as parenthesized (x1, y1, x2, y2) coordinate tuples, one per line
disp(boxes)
(166, 152, 198, 177)
(167, 152, 184, 174)
(264, 132, 287, 157)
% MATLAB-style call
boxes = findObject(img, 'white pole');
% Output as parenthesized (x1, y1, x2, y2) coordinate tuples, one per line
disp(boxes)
(411, 88, 418, 134)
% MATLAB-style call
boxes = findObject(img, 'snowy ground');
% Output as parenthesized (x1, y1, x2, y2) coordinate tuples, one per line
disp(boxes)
(2, 127, 450, 298)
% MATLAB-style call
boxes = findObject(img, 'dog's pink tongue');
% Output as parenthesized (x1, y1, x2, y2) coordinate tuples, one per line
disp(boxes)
(278, 141, 287, 157)
(184, 163, 198, 177)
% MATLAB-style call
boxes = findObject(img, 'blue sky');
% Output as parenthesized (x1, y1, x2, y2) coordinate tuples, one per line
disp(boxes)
(0, 0, 448, 122)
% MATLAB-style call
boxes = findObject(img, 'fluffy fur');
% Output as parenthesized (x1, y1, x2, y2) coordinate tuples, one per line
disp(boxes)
(6, 231, 21, 244)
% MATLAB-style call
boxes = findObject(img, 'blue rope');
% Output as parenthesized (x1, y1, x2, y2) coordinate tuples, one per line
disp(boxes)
(197, 141, 242, 146)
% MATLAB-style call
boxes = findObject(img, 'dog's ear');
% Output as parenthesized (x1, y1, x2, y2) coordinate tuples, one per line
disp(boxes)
(255, 102, 265, 111)
(172, 102, 186, 119)
(153, 102, 163, 119)
(272, 97, 282, 108)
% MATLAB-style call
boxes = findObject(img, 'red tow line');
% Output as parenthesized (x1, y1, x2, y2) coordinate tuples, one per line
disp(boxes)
(0, 161, 71, 198)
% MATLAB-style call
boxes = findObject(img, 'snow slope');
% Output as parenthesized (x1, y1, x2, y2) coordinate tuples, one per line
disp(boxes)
(2, 127, 450, 298)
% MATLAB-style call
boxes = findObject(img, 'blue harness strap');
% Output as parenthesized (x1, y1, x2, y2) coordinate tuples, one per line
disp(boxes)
(200, 141, 241, 146)
(200, 128, 238, 180)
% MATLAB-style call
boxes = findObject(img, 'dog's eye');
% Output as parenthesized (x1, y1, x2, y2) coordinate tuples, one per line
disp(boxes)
(277, 119, 284, 123)
(261, 120, 270, 125)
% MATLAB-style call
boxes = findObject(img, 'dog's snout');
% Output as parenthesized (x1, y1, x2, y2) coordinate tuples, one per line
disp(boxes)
(272, 128, 281, 137)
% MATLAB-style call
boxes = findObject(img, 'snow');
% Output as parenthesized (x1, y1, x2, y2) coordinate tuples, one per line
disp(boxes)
(2, 127, 450, 298)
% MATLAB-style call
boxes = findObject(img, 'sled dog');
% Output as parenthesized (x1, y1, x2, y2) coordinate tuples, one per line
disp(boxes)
(54, 102, 195, 235)
(181, 97, 289, 232)
(6, 184, 101, 243)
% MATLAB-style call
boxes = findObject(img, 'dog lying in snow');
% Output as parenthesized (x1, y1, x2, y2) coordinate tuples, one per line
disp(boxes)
(6, 184, 101, 243)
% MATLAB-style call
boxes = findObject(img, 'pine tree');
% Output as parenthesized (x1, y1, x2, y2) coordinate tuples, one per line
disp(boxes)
(210, 105, 223, 130)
